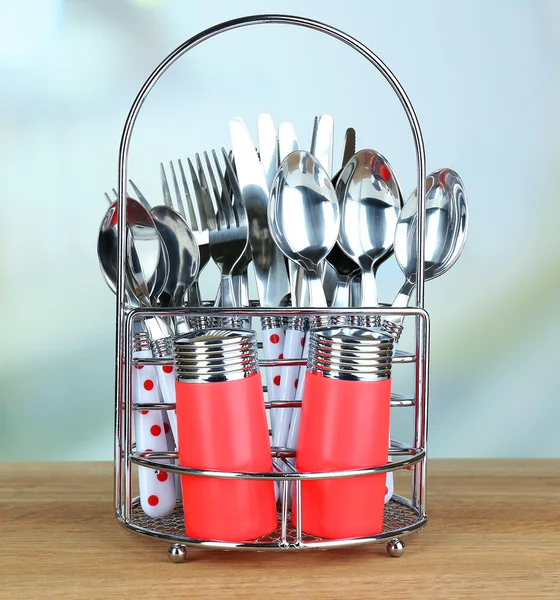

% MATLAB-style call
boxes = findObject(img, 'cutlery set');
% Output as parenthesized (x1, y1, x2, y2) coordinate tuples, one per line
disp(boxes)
(108, 14, 467, 560)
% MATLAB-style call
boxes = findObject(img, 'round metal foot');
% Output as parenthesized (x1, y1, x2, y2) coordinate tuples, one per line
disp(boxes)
(386, 538, 405, 557)
(168, 543, 188, 563)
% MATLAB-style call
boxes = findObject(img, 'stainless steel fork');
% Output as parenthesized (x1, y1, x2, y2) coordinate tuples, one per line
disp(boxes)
(160, 159, 215, 307)
(202, 148, 250, 308)
(206, 149, 251, 307)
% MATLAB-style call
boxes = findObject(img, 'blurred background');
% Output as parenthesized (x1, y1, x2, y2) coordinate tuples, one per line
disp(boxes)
(0, 0, 558, 461)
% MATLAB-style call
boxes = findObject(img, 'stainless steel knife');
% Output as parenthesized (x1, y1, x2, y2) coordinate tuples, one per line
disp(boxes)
(312, 114, 334, 177)
(257, 113, 279, 192)
(229, 117, 290, 307)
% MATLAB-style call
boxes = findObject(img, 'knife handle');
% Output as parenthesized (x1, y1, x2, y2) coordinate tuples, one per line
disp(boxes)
(155, 363, 179, 446)
(133, 346, 176, 518)
(284, 332, 310, 452)
(271, 326, 306, 449)
(261, 318, 286, 432)
(163, 411, 182, 502)
(385, 456, 394, 504)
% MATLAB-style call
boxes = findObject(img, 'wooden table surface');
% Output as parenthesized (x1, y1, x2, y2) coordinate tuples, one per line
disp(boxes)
(1, 460, 558, 599)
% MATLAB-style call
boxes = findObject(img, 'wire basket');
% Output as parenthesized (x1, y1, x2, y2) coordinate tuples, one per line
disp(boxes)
(112, 14, 430, 562)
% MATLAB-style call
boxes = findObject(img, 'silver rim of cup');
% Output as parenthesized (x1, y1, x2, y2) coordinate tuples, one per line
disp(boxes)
(307, 326, 394, 382)
(174, 328, 259, 383)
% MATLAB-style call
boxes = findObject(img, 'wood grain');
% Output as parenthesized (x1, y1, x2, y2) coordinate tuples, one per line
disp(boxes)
(1, 460, 559, 599)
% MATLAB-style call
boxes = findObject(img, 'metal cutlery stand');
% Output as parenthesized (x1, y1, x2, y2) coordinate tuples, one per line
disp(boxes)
(113, 15, 431, 561)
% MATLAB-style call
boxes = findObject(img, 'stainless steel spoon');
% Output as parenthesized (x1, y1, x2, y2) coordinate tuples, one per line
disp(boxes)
(149, 205, 199, 309)
(98, 198, 162, 304)
(97, 199, 171, 347)
(383, 168, 468, 336)
(336, 149, 402, 307)
(110, 185, 171, 305)
(268, 151, 340, 307)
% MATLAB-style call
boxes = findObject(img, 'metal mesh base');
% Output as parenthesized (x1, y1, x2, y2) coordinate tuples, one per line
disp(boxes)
(128, 497, 423, 549)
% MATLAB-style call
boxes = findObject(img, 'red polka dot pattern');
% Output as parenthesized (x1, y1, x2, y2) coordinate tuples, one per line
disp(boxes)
(294, 378, 299, 389)
(150, 425, 162, 437)
(147, 495, 159, 506)
(134, 365, 144, 370)
(270, 334, 280, 344)
(278, 353, 284, 359)
(273, 375, 281, 386)
(139, 410, 149, 415)
(144, 379, 154, 391)
(162, 365, 173, 374)
(157, 472, 168, 482)
(300, 337, 305, 347)
(163, 422, 170, 434)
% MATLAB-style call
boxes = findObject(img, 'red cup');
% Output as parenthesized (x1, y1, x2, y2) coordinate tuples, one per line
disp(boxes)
(294, 371, 391, 538)
(176, 371, 277, 541)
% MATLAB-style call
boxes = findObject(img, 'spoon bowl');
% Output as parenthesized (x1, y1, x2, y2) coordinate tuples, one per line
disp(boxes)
(149, 205, 200, 308)
(97, 198, 164, 306)
(393, 168, 468, 304)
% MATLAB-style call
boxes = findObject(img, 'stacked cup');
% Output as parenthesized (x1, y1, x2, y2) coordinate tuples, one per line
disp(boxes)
(295, 326, 394, 539)
(174, 328, 277, 542)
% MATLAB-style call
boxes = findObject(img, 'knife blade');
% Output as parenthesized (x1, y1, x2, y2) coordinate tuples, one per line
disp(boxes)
(229, 117, 290, 307)
(257, 113, 279, 192)
(342, 126, 356, 166)
(332, 126, 356, 186)
(313, 114, 334, 177)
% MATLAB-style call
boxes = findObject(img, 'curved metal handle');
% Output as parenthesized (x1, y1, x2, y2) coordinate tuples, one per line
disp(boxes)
(116, 14, 426, 318)
(115, 14, 428, 519)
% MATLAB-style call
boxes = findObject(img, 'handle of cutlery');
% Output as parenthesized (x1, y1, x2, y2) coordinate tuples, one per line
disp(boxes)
(284, 332, 311, 453)
(385, 457, 394, 504)
(260, 319, 285, 431)
(151, 337, 179, 447)
(271, 326, 306, 449)
(163, 411, 182, 501)
(155, 363, 179, 445)
(133, 347, 176, 518)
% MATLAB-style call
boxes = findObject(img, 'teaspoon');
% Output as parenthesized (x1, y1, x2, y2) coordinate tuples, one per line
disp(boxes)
(336, 149, 402, 308)
(383, 168, 468, 337)
(149, 205, 200, 309)
(268, 150, 340, 307)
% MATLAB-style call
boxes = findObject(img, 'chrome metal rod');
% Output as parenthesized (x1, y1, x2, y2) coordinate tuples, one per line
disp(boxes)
(413, 312, 430, 514)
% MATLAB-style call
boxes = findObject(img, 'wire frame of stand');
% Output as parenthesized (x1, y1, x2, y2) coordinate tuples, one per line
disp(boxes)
(113, 14, 430, 561)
